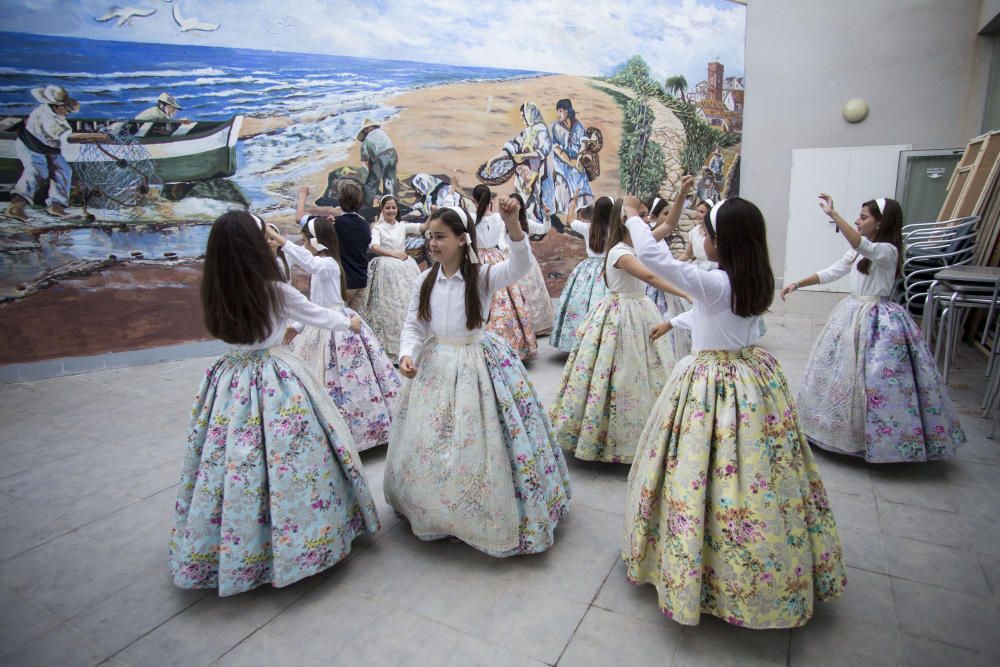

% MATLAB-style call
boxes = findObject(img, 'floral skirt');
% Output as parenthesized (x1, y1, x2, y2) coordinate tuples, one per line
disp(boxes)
(170, 348, 380, 596)
(550, 256, 609, 352)
(288, 307, 401, 451)
(549, 293, 676, 463)
(479, 246, 537, 360)
(384, 331, 571, 557)
(519, 258, 555, 337)
(624, 347, 846, 628)
(798, 297, 965, 463)
(355, 255, 421, 358)
(646, 284, 693, 359)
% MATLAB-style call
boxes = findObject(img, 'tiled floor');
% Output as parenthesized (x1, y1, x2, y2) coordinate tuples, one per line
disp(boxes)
(0, 291, 996, 666)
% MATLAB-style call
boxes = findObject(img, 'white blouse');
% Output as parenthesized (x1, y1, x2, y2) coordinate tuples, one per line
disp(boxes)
(570, 220, 603, 257)
(234, 282, 350, 351)
(688, 225, 718, 271)
(626, 217, 765, 352)
(605, 243, 646, 294)
(476, 212, 507, 249)
(371, 220, 424, 253)
(399, 237, 533, 361)
(281, 240, 345, 307)
(816, 239, 898, 297)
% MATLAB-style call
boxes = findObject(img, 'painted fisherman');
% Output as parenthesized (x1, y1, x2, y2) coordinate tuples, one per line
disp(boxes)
(4, 85, 109, 221)
(357, 118, 398, 206)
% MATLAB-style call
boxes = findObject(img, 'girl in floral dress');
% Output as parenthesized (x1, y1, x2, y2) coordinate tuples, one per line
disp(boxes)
(783, 195, 965, 462)
(643, 177, 698, 358)
(354, 195, 426, 357)
(385, 198, 571, 557)
(549, 198, 685, 464)
(622, 197, 846, 628)
(170, 211, 380, 597)
(549, 196, 613, 352)
(269, 218, 401, 451)
(472, 184, 538, 359)
(509, 192, 555, 336)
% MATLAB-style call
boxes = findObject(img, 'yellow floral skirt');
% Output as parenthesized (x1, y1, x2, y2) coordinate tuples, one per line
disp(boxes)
(623, 347, 846, 628)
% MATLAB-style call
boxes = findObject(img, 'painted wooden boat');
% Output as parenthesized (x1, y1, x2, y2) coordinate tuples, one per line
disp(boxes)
(0, 115, 243, 185)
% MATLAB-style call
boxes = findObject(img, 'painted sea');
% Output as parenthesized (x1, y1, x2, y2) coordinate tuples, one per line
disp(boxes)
(0, 31, 540, 205)
(0, 31, 540, 296)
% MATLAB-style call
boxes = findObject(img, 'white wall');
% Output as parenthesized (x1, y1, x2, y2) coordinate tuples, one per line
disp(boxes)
(741, 0, 991, 283)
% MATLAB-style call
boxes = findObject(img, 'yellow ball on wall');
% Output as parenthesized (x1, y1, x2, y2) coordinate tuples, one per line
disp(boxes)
(843, 98, 869, 123)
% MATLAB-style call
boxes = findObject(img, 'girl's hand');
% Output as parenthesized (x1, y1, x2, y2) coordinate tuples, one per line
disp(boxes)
(498, 196, 521, 225)
(265, 225, 286, 247)
(679, 174, 695, 195)
(683, 293, 694, 304)
(283, 327, 298, 345)
(818, 193, 835, 217)
(349, 316, 363, 333)
(622, 196, 643, 219)
(650, 321, 672, 341)
(780, 282, 798, 301)
(399, 356, 417, 378)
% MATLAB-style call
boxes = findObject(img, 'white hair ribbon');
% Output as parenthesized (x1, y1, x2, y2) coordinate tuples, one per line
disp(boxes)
(702, 198, 715, 210)
(875, 198, 887, 215)
(250, 213, 264, 230)
(307, 218, 329, 252)
(709, 199, 727, 230)
(445, 205, 480, 265)
(651, 197, 662, 213)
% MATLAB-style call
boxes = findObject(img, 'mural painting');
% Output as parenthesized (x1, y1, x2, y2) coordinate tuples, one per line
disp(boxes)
(0, 1, 745, 364)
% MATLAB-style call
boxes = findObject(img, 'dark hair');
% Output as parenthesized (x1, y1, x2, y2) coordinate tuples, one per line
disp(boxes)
(301, 217, 349, 301)
(576, 204, 593, 221)
(201, 211, 283, 345)
(473, 183, 492, 224)
(857, 199, 903, 277)
(556, 98, 576, 120)
(417, 208, 484, 330)
(510, 193, 530, 233)
(646, 193, 669, 219)
(713, 198, 774, 317)
(589, 196, 613, 255)
(338, 180, 363, 212)
(603, 198, 627, 286)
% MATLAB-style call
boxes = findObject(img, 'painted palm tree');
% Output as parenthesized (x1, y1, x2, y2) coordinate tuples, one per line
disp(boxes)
(665, 75, 688, 103)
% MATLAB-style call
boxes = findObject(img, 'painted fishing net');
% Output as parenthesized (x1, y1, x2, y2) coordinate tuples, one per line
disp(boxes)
(74, 120, 159, 209)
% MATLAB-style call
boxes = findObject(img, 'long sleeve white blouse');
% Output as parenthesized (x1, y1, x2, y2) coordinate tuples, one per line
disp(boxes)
(626, 217, 764, 351)
(370, 220, 424, 253)
(398, 237, 534, 361)
(475, 213, 507, 249)
(815, 238, 898, 297)
(569, 220, 603, 257)
(233, 281, 351, 350)
(281, 240, 346, 308)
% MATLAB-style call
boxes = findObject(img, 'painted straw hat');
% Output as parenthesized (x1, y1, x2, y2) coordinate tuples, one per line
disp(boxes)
(356, 118, 379, 141)
(157, 92, 182, 109)
(31, 85, 79, 111)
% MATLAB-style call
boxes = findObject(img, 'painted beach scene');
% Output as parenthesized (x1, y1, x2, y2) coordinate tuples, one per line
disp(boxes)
(0, 0, 745, 364)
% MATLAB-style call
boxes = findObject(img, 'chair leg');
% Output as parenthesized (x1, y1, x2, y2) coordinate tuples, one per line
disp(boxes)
(935, 307, 949, 369)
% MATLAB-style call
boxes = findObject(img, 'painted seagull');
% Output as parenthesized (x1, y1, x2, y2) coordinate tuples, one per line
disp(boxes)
(172, 3, 220, 32)
(95, 6, 157, 27)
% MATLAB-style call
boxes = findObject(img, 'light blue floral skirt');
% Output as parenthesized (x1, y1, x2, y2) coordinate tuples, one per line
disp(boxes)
(550, 256, 609, 352)
(169, 348, 380, 596)
(798, 297, 965, 462)
(384, 332, 571, 557)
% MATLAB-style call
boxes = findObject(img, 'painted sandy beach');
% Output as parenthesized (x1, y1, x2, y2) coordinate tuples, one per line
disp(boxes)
(1, 64, 627, 361)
